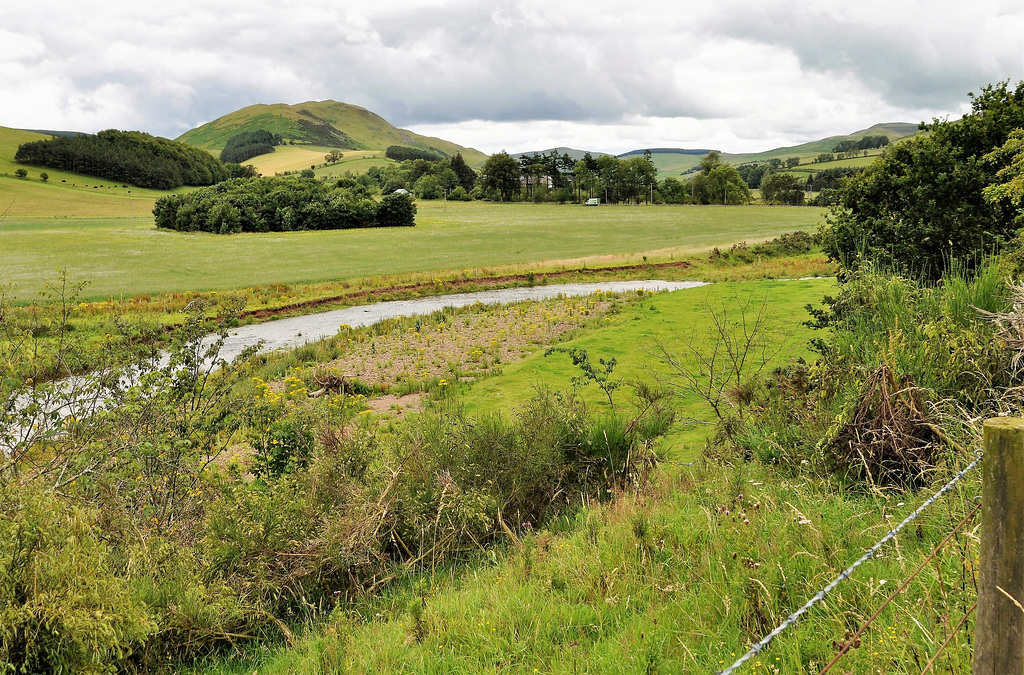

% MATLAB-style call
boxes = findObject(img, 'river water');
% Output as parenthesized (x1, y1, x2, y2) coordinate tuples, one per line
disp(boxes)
(212, 280, 708, 362)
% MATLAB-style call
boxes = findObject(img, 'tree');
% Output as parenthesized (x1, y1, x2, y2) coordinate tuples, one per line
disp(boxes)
(376, 192, 417, 227)
(706, 165, 751, 204)
(689, 152, 749, 205)
(480, 152, 520, 201)
(822, 80, 1024, 279)
(785, 157, 801, 169)
(760, 173, 805, 205)
(300, 169, 316, 179)
(449, 152, 477, 192)
(14, 169, 27, 178)
(659, 177, 689, 204)
(39, 172, 48, 182)
(413, 174, 443, 199)
(983, 127, 1024, 224)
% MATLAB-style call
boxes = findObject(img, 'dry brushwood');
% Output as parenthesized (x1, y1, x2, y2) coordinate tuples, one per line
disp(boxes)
(981, 278, 1024, 378)
(830, 364, 940, 486)
(308, 371, 364, 397)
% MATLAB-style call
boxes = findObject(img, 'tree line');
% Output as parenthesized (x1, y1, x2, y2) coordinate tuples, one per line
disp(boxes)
(153, 176, 416, 233)
(219, 130, 283, 164)
(384, 145, 446, 162)
(15, 130, 231, 190)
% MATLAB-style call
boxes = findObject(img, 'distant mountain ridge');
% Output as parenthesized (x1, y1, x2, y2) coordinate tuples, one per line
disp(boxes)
(176, 101, 489, 166)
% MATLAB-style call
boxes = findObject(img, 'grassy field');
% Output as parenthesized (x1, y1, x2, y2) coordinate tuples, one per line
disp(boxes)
(2, 201, 825, 301)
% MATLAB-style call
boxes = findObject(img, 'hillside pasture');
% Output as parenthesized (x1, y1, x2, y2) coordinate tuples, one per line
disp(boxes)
(1, 202, 825, 301)
(248, 146, 393, 176)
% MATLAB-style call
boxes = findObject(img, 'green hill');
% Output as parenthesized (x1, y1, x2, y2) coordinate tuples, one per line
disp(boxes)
(613, 122, 921, 175)
(176, 101, 489, 166)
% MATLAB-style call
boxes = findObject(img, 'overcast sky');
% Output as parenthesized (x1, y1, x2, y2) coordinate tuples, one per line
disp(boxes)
(2, 0, 1022, 155)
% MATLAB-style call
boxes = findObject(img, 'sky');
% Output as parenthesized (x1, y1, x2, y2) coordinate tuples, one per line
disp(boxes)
(2, 0, 1022, 155)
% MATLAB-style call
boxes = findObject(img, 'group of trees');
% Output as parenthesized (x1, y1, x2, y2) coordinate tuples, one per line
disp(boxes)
(689, 151, 752, 205)
(153, 176, 416, 233)
(479, 150, 660, 204)
(363, 152, 477, 200)
(823, 81, 1024, 278)
(219, 130, 283, 164)
(15, 130, 231, 190)
(735, 157, 801, 189)
(384, 145, 445, 162)
(832, 134, 889, 154)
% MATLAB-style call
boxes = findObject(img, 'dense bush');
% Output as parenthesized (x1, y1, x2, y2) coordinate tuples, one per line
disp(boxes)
(219, 130, 283, 164)
(153, 177, 415, 233)
(729, 264, 1013, 486)
(0, 287, 668, 670)
(15, 129, 230, 189)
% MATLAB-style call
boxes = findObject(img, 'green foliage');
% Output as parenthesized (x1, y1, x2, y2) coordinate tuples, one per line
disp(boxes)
(0, 485, 156, 674)
(15, 129, 230, 189)
(13, 168, 26, 178)
(833, 134, 889, 154)
(376, 192, 417, 227)
(823, 80, 1024, 279)
(220, 130, 283, 164)
(737, 264, 1010, 484)
(38, 171, 47, 182)
(448, 152, 477, 192)
(689, 151, 751, 205)
(480, 151, 521, 201)
(153, 176, 409, 233)
(545, 347, 621, 407)
(983, 127, 1024, 225)
(385, 145, 445, 162)
(760, 173, 805, 205)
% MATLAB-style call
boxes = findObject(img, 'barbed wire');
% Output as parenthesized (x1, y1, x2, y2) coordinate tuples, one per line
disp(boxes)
(717, 450, 984, 675)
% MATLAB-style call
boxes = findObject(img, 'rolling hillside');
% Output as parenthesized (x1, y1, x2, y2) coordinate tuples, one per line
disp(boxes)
(614, 122, 921, 174)
(176, 101, 489, 166)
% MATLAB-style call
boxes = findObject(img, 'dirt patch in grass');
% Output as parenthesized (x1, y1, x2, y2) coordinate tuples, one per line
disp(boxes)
(366, 392, 425, 417)
(324, 296, 613, 388)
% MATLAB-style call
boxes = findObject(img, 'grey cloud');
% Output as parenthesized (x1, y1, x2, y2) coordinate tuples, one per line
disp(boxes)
(701, 1, 1023, 112)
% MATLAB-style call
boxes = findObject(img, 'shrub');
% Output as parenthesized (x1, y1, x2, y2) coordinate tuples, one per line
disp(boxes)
(0, 485, 155, 673)
(376, 192, 417, 227)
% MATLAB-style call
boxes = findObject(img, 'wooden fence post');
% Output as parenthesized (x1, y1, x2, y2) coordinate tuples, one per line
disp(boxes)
(975, 417, 1024, 675)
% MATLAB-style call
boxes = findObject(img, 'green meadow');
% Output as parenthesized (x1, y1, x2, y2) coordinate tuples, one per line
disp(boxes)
(1, 200, 824, 301)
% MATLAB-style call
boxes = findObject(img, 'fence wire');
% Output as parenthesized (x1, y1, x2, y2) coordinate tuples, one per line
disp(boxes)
(717, 450, 984, 675)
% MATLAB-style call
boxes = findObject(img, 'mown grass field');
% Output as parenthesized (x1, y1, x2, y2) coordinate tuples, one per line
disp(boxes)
(1, 200, 825, 301)
(193, 278, 979, 675)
